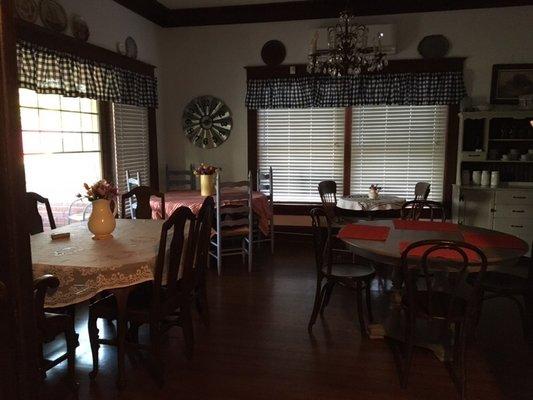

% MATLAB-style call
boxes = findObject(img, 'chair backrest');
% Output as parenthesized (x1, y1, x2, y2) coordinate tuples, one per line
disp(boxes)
(192, 196, 215, 286)
(401, 200, 446, 222)
(121, 186, 164, 219)
(414, 182, 431, 200)
(152, 207, 196, 311)
(257, 166, 274, 207)
(166, 164, 196, 191)
(215, 172, 252, 233)
(310, 207, 333, 275)
(126, 170, 141, 192)
(318, 180, 338, 220)
(401, 240, 487, 321)
(25, 192, 56, 235)
(33, 274, 60, 333)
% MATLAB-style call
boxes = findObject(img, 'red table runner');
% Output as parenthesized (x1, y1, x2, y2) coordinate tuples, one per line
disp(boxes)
(338, 224, 390, 241)
(462, 232, 528, 251)
(393, 219, 459, 232)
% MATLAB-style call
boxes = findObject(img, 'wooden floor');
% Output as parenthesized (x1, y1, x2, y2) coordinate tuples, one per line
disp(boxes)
(43, 237, 533, 400)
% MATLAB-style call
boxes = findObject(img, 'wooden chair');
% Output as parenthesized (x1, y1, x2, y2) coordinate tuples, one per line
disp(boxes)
(192, 197, 215, 326)
(210, 172, 253, 276)
(474, 241, 533, 344)
(121, 186, 165, 219)
(166, 164, 196, 191)
(399, 240, 487, 400)
(125, 170, 141, 192)
(26, 192, 56, 235)
(88, 207, 198, 386)
(318, 180, 338, 221)
(308, 208, 375, 336)
(34, 275, 77, 385)
(414, 182, 431, 200)
(401, 200, 446, 222)
(254, 166, 274, 254)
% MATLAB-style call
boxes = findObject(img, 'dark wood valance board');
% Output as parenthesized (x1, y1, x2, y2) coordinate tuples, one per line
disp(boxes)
(245, 58, 466, 79)
(114, 0, 533, 27)
(15, 19, 155, 77)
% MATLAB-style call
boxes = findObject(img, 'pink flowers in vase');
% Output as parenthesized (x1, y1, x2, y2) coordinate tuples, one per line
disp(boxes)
(193, 163, 219, 176)
(78, 179, 118, 202)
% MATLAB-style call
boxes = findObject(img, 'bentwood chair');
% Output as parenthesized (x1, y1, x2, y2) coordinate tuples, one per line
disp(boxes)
(26, 192, 56, 235)
(210, 172, 253, 275)
(254, 167, 274, 254)
(414, 182, 431, 200)
(399, 240, 487, 400)
(88, 207, 198, 386)
(34, 275, 77, 385)
(401, 200, 446, 222)
(121, 186, 165, 219)
(166, 164, 196, 191)
(308, 208, 375, 336)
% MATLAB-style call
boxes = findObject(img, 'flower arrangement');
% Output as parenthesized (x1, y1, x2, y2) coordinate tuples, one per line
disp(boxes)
(369, 184, 382, 192)
(193, 163, 219, 176)
(78, 179, 118, 202)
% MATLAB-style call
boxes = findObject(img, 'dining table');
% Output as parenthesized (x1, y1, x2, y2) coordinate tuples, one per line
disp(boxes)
(337, 194, 406, 213)
(150, 189, 272, 234)
(337, 219, 529, 360)
(31, 219, 168, 386)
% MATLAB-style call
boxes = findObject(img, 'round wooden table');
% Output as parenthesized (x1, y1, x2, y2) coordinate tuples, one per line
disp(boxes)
(339, 219, 528, 268)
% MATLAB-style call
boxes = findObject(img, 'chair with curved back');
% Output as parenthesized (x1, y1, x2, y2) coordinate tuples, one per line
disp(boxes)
(26, 192, 56, 235)
(121, 186, 165, 219)
(401, 200, 446, 222)
(254, 166, 275, 254)
(414, 182, 431, 200)
(308, 208, 375, 336)
(399, 240, 487, 400)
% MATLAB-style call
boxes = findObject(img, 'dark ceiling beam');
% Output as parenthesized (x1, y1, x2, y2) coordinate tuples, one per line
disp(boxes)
(114, 0, 533, 27)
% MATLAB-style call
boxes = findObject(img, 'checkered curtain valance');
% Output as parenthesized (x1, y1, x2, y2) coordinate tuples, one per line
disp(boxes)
(17, 41, 158, 108)
(245, 71, 466, 109)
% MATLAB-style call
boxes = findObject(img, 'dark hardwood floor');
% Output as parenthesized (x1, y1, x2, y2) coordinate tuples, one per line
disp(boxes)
(42, 237, 533, 399)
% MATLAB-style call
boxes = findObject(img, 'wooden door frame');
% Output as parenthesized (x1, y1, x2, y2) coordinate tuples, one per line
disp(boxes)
(0, 1, 41, 398)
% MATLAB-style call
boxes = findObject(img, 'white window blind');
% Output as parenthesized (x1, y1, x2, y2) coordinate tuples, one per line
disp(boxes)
(113, 103, 150, 196)
(257, 108, 345, 202)
(350, 105, 447, 201)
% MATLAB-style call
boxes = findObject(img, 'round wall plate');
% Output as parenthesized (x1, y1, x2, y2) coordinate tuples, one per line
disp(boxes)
(15, 0, 38, 23)
(182, 96, 232, 149)
(71, 15, 90, 42)
(125, 36, 138, 59)
(261, 40, 286, 66)
(417, 35, 450, 58)
(39, 0, 67, 32)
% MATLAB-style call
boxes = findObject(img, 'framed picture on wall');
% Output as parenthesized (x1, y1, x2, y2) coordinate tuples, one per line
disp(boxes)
(490, 64, 533, 104)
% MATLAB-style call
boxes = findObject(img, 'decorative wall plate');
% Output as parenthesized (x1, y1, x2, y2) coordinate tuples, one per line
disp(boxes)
(261, 40, 286, 66)
(39, 0, 67, 32)
(417, 35, 450, 58)
(71, 15, 89, 42)
(15, 0, 38, 23)
(182, 96, 232, 149)
(125, 36, 138, 59)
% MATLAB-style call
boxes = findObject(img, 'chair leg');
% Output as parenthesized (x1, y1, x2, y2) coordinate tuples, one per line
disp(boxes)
(452, 322, 468, 400)
(401, 311, 415, 388)
(181, 304, 194, 360)
(512, 295, 530, 342)
(308, 276, 325, 332)
(216, 240, 222, 276)
(248, 237, 253, 273)
(365, 280, 374, 323)
(65, 323, 78, 390)
(355, 281, 367, 337)
(320, 281, 335, 315)
(87, 310, 99, 380)
(195, 282, 210, 327)
(149, 321, 164, 387)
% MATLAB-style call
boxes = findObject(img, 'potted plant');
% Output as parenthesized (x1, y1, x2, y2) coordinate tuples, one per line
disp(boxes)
(194, 163, 219, 196)
(78, 180, 118, 240)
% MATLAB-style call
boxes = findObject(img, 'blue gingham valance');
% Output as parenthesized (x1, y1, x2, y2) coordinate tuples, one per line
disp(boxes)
(246, 71, 466, 109)
(17, 41, 158, 108)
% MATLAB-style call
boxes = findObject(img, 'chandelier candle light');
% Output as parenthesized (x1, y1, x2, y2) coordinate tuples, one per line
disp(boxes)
(307, 10, 387, 76)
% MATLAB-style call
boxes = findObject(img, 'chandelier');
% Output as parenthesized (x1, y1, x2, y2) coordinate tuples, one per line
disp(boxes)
(307, 11, 388, 76)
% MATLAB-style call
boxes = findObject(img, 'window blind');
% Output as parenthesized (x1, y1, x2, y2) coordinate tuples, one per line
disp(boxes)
(350, 105, 448, 201)
(113, 103, 150, 198)
(257, 108, 344, 202)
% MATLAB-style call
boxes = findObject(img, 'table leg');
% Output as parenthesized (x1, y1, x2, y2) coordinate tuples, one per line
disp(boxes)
(109, 286, 133, 389)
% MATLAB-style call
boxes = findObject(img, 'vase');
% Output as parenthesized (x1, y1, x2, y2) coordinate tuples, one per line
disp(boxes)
(368, 189, 379, 200)
(87, 199, 116, 240)
(200, 174, 215, 196)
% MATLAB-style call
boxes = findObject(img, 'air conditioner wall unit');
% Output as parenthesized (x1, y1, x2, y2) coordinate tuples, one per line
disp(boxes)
(314, 24, 397, 55)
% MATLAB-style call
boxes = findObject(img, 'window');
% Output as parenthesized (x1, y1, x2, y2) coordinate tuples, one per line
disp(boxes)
(257, 108, 345, 202)
(350, 105, 447, 201)
(112, 103, 150, 196)
(19, 88, 102, 227)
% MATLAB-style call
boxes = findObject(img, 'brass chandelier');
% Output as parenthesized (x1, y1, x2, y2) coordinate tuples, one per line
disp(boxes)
(307, 10, 388, 76)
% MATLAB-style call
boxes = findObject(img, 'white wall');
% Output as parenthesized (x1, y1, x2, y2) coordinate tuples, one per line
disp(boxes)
(159, 6, 533, 183)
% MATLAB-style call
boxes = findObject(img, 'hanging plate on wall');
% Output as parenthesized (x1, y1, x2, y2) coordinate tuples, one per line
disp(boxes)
(182, 96, 232, 149)
(39, 0, 67, 32)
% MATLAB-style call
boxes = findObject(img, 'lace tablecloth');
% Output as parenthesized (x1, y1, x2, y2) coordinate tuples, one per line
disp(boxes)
(31, 219, 165, 308)
(337, 194, 406, 212)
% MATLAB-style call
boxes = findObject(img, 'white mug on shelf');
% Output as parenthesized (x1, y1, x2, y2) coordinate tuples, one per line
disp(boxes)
(481, 170, 490, 187)
(490, 171, 500, 187)
(472, 170, 482, 186)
